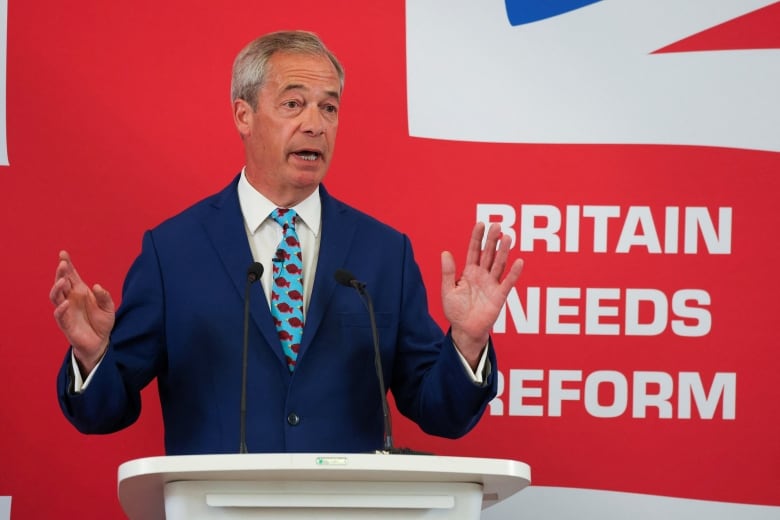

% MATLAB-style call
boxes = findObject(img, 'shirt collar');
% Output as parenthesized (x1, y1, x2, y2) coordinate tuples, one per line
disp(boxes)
(237, 168, 322, 236)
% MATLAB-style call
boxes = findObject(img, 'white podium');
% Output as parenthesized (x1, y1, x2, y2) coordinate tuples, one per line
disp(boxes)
(118, 453, 531, 519)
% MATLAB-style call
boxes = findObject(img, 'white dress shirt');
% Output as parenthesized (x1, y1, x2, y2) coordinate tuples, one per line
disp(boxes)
(237, 171, 320, 316)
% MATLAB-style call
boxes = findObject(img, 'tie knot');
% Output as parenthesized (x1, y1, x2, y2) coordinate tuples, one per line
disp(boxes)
(271, 208, 298, 230)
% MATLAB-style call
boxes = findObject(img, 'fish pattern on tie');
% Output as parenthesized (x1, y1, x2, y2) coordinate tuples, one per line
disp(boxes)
(270, 208, 304, 371)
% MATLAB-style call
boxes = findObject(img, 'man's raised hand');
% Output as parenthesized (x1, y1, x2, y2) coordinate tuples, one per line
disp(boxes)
(50, 251, 115, 375)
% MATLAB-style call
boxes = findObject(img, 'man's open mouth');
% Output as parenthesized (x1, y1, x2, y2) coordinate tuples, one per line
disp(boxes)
(293, 151, 321, 161)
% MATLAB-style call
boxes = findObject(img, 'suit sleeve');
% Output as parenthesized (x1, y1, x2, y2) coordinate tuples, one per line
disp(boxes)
(389, 235, 498, 439)
(56, 231, 168, 434)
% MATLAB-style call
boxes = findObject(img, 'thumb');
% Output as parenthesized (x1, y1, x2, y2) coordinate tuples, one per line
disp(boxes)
(441, 251, 457, 292)
(92, 284, 115, 313)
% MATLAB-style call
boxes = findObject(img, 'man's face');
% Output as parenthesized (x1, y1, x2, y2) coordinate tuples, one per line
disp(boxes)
(235, 51, 341, 205)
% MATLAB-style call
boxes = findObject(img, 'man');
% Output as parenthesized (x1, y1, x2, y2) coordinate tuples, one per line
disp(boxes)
(51, 31, 523, 455)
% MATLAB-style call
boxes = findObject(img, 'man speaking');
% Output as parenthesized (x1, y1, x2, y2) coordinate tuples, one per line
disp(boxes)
(50, 30, 524, 455)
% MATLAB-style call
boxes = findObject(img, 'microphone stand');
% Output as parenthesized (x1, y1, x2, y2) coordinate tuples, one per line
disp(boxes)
(353, 282, 395, 452)
(240, 262, 263, 453)
(335, 269, 430, 455)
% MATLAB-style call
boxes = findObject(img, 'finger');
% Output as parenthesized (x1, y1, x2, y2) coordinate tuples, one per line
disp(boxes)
(52, 299, 72, 331)
(49, 276, 70, 306)
(55, 250, 85, 288)
(497, 259, 525, 298)
(490, 233, 512, 278)
(465, 222, 485, 267)
(54, 250, 71, 282)
(480, 223, 502, 269)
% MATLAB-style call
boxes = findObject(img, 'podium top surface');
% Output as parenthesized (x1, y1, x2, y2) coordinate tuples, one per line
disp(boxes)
(118, 453, 531, 519)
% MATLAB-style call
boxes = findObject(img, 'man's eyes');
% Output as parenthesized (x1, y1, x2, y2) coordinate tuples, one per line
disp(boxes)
(280, 100, 338, 114)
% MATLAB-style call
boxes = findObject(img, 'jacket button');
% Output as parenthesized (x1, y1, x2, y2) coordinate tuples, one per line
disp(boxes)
(287, 412, 300, 426)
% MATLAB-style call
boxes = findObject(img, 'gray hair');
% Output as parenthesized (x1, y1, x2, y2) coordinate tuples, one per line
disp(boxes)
(231, 30, 345, 110)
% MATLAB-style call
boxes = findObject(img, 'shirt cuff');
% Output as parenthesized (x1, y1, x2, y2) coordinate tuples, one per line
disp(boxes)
(454, 342, 491, 384)
(70, 350, 102, 393)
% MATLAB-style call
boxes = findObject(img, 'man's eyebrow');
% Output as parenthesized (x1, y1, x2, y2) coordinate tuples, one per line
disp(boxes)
(282, 83, 340, 101)
(282, 83, 305, 93)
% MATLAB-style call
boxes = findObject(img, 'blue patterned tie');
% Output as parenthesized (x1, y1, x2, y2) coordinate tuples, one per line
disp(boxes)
(270, 208, 304, 371)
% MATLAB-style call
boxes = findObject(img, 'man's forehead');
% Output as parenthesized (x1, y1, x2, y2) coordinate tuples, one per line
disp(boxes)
(268, 53, 340, 93)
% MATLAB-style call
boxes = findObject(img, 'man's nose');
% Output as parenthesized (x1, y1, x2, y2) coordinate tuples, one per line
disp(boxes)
(300, 106, 326, 136)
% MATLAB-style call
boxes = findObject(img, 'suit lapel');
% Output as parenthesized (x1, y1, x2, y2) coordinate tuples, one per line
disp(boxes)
(202, 176, 287, 367)
(297, 186, 356, 362)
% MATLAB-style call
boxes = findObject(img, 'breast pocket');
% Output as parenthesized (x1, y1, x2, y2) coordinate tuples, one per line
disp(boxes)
(338, 311, 396, 355)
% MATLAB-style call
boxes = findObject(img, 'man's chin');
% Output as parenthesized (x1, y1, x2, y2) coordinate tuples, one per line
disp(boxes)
(291, 170, 327, 190)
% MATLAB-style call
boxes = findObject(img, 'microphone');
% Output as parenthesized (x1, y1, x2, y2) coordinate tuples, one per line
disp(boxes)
(240, 262, 264, 453)
(334, 269, 365, 291)
(335, 268, 405, 454)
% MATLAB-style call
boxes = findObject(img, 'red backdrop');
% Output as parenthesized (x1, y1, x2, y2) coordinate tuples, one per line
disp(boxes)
(1, 1, 778, 518)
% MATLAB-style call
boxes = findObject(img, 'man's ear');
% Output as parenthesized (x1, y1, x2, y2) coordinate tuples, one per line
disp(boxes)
(233, 99, 253, 137)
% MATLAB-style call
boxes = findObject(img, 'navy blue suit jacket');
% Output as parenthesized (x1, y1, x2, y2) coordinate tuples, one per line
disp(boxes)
(57, 176, 497, 454)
